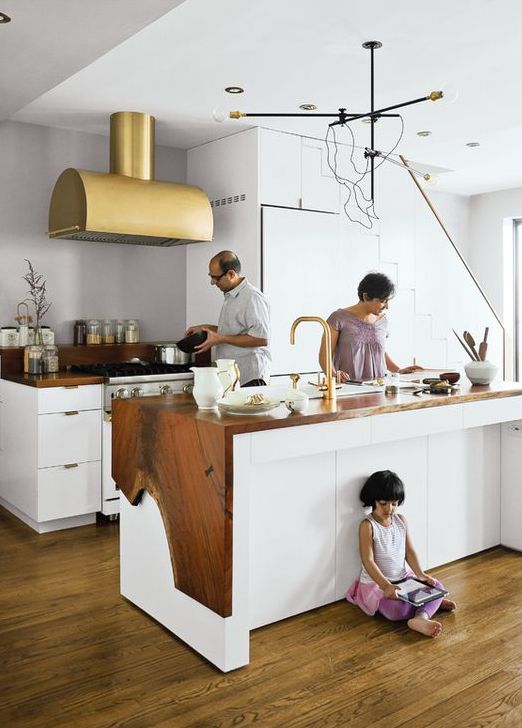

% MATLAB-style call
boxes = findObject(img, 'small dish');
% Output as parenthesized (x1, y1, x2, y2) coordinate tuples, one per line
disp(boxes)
(217, 399, 281, 415)
(440, 371, 460, 384)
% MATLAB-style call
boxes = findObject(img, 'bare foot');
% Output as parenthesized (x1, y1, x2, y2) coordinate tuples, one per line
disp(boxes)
(407, 616, 442, 638)
(438, 598, 457, 612)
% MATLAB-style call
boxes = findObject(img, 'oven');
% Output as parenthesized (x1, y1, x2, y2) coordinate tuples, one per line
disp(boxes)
(72, 361, 193, 517)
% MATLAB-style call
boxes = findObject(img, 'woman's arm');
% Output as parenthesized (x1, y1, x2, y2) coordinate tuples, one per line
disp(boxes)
(359, 520, 400, 599)
(385, 353, 423, 375)
(400, 515, 437, 585)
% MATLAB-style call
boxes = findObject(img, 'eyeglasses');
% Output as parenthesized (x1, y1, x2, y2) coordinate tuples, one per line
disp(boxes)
(208, 271, 227, 281)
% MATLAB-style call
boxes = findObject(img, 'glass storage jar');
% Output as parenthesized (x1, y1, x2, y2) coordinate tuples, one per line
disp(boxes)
(42, 345, 59, 373)
(114, 319, 125, 344)
(86, 319, 101, 344)
(101, 319, 115, 344)
(24, 345, 44, 374)
(124, 319, 140, 343)
(73, 320, 87, 345)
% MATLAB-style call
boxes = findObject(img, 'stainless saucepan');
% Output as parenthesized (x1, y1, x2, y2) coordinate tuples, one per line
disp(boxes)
(154, 343, 194, 365)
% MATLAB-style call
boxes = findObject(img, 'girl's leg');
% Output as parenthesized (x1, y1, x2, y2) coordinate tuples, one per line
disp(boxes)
(408, 608, 442, 638)
(378, 598, 415, 621)
(423, 579, 457, 616)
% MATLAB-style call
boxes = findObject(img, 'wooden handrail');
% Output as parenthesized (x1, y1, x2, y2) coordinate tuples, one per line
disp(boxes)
(400, 155, 506, 377)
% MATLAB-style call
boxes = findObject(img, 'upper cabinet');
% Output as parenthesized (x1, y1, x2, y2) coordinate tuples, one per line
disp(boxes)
(259, 129, 340, 214)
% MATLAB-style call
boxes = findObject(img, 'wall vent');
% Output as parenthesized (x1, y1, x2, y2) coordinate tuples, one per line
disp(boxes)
(210, 193, 247, 209)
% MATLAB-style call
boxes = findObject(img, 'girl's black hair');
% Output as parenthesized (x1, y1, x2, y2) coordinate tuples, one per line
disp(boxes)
(357, 272, 395, 302)
(359, 470, 405, 508)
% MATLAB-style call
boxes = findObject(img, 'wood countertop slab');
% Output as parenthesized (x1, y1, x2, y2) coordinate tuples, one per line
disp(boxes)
(112, 381, 522, 617)
(113, 397, 231, 616)
(1, 371, 105, 387)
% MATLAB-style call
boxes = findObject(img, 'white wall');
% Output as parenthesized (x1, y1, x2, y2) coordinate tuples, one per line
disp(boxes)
(0, 120, 188, 343)
(469, 187, 522, 320)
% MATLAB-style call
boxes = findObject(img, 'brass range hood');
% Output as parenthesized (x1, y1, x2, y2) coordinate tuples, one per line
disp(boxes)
(48, 112, 213, 247)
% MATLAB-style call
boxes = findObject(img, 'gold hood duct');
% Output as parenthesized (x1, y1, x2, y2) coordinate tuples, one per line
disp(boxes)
(48, 112, 213, 247)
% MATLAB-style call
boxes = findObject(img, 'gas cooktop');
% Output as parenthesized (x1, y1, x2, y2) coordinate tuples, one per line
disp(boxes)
(71, 361, 192, 379)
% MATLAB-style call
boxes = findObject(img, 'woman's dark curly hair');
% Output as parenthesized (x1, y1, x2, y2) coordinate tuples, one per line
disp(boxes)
(357, 272, 395, 302)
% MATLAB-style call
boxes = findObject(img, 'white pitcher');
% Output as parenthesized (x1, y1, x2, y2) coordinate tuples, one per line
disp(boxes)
(215, 359, 239, 397)
(190, 367, 224, 409)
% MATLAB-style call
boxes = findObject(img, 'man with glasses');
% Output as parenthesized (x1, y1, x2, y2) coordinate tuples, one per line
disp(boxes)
(186, 250, 271, 387)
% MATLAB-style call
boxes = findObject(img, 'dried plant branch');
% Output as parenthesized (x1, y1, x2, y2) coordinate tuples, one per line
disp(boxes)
(23, 259, 52, 334)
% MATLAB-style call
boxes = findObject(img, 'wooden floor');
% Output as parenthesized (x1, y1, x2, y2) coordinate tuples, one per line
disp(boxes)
(1, 508, 522, 728)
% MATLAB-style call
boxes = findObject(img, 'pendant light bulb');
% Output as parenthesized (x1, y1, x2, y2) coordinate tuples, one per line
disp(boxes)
(211, 107, 227, 123)
(422, 173, 438, 187)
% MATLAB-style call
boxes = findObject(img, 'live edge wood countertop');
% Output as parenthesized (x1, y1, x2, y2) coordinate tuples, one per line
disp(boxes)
(112, 382, 522, 618)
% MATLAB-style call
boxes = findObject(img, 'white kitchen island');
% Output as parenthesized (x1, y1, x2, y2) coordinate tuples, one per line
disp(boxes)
(112, 383, 522, 671)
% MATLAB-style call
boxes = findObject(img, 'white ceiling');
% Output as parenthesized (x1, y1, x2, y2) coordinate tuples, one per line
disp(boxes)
(5, 0, 522, 196)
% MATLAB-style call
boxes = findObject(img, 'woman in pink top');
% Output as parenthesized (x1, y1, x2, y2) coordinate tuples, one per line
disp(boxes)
(319, 272, 422, 382)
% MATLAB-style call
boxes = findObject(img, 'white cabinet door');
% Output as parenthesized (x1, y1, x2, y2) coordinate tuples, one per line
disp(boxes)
(259, 129, 301, 208)
(38, 461, 101, 521)
(38, 385, 102, 414)
(301, 140, 340, 213)
(38, 410, 102, 468)
(427, 427, 500, 568)
(262, 206, 342, 375)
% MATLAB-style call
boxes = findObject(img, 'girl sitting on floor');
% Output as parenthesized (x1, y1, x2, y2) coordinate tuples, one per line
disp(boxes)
(346, 470, 456, 638)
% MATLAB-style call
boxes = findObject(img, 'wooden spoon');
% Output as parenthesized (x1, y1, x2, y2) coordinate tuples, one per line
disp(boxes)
(478, 326, 489, 361)
(464, 331, 480, 361)
(452, 329, 477, 361)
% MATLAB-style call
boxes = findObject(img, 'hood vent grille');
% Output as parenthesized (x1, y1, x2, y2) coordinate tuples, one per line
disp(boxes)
(48, 112, 213, 247)
(64, 230, 190, 247)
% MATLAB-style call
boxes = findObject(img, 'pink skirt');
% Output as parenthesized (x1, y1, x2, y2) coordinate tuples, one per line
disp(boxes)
(346, 572, 415, 616)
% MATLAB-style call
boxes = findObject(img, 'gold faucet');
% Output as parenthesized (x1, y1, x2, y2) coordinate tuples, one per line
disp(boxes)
(290, 316, 336, 402)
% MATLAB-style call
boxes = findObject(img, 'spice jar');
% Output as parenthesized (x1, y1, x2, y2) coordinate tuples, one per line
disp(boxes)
(42, 345, 59, 373)
(24, 345, 44, 374)
(86, 319, 101, 344)
(101, 319, 115, 344)
(124, 319, 140, 343)
(74, 320, 87, 346)
(114, 319, 125, 344)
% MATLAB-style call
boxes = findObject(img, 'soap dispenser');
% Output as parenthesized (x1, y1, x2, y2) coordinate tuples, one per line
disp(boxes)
(285, 373, 309, 413)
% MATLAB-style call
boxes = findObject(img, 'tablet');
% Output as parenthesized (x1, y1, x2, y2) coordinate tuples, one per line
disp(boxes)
(392, 577, 448, 606)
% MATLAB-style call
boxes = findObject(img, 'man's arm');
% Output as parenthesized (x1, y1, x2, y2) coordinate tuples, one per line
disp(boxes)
(195, 328, 267, 353)
(185, 324, 218, 336)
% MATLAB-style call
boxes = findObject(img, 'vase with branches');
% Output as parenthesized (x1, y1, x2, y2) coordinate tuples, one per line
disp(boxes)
(23, 259, 52, 345)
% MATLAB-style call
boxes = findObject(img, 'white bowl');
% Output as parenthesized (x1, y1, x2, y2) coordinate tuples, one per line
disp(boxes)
(464, 360, 498, 385)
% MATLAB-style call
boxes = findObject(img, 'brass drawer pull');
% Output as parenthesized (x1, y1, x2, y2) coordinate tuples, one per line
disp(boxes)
(64, 385, 79, 390)
(63, 463, 79, 469)
(64, 410, 79, 416)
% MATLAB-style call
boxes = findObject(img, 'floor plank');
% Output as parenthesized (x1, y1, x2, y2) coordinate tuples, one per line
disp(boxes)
(1, 506, 522, 728)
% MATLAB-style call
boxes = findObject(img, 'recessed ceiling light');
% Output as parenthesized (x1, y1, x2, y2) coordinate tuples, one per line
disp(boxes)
(466, 142, 480, 147)
(0, 11, 12, 23)
(417, 130, 432, 137)
(225, 86, 244, 94)
(299, 104, 317, 111)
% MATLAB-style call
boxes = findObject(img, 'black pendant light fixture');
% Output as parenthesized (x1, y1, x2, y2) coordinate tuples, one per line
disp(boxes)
(224, 41, 443, 229)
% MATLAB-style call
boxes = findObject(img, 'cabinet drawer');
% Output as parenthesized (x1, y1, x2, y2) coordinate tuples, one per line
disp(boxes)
(38, 461, 101, 521)
(38, 410, 102, 468)
(38, 385, 102, 414)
